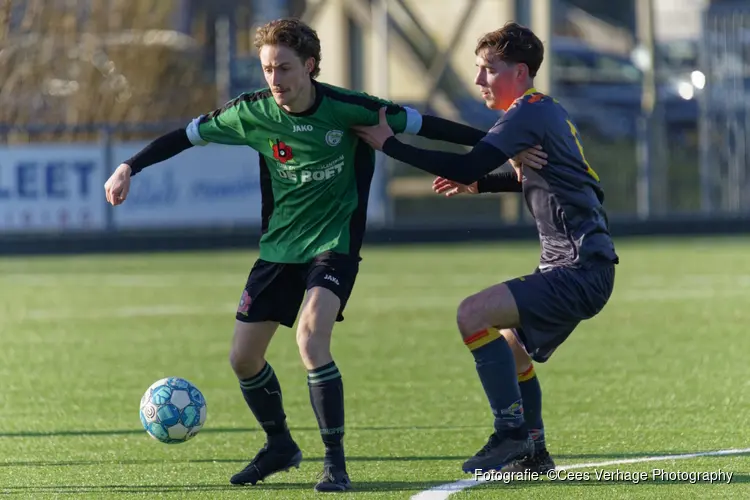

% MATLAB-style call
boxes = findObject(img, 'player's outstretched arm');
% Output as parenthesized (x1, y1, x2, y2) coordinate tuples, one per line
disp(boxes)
(433, 145, 547, 196)
(355, 105, 543, 185)
(125, 129, 194, 177)
(417, 115, 486, 146)
(105, 93, 255, 206)
(104, 128, 193, 206)
(386, 135, 503, 185)
(329, 85, 483, 146)
(354, 109, 509, 185)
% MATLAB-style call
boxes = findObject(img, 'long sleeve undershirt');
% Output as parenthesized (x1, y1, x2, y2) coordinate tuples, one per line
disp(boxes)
(124, 128, 193, 176)
(382, 136, 513, 186)
(122, 115, 520, 195)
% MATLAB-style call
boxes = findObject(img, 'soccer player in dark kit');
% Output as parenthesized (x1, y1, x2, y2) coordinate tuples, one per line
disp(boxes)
(354, 22, 619, 474)
(103, 18, 547, 492)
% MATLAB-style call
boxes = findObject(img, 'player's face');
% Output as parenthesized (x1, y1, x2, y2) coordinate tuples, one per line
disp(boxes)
(260, 44, 315, 111)
(474, 51, 526, 110)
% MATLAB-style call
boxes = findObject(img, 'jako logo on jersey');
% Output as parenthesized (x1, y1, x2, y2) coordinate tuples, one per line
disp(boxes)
(324, 274, 340, 286)
(269, 138, 296, 164)
(293, 124, 313, 132)
(325, 129, 343, 147)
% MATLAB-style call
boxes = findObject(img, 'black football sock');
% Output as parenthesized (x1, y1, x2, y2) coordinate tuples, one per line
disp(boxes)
(239, 362, 293, 446)
(518, 364, 546, 452)
(464, 328, 528, 439)
(308, 361, 346, 469)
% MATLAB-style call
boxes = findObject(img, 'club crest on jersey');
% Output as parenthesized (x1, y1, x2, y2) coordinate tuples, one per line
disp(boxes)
(269, 138, 296, 164)
(325, 129, 343, 147)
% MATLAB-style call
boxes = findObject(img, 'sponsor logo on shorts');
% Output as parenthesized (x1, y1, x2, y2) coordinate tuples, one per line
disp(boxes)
(324, 274, 340, 286)
(237, 290, 251, 315)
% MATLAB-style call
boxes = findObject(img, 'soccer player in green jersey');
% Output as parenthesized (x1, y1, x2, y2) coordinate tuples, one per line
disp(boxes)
(104, 17, 545, 492)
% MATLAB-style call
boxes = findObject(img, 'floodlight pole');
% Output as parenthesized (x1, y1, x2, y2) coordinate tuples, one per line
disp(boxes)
(636, 0, 667, 218)
(371, 0, 392, 227)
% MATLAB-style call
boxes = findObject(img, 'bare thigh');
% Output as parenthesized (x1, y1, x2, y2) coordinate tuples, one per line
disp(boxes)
(296, 287, 341, 370)
(456, 283, 521, 338)
(501, 329, 532, 373)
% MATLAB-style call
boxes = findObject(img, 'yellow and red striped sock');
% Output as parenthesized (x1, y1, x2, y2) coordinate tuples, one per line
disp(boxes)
(518, 364, 536, 382)
(464, 326, 526, 434)
(517, 362, 545, 449)
(463, 327, 502, 351)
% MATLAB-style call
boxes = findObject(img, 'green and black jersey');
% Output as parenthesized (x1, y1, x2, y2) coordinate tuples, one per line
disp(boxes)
(186, 80, 422, 264)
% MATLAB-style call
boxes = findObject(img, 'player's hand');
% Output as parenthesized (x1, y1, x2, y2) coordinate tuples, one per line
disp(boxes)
(432, 177, 478, 197)
(352, 107, 394, 150)
(510, 145, 547, 181)
(104, 163, 132, 206)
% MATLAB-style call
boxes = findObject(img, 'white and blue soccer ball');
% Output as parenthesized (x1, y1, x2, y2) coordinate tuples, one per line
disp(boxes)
(139, 377, 207, 444)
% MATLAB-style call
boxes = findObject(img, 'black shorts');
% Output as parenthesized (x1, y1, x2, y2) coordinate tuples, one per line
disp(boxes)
(505, 263, 615, 363)
(235, 251, 360, 328)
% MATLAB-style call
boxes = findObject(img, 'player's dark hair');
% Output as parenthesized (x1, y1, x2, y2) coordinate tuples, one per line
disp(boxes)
(254, 18, 322, 79)
(475, 22, 544, 78)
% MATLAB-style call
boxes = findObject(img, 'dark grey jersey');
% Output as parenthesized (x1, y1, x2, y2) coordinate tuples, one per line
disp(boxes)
(481, 90, 618, 269)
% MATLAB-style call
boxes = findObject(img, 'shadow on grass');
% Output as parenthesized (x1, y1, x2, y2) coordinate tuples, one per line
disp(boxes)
(0, 456, 467, 467)
(0, 424, 482, 438)
(4, 449, 750, 469)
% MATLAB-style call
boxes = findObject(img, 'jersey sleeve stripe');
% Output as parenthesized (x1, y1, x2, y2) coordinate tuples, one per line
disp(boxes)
(186, 89, 273, 146)
(321, 85, 402, 114)
(404, 106, 423, 134)
(186, 117, 208, 146)
(203, 89, 273, 122)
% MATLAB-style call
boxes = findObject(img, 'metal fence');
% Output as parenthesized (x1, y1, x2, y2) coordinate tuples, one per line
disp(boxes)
(1, 0, 749, 241)
(699, 3, 750, 213)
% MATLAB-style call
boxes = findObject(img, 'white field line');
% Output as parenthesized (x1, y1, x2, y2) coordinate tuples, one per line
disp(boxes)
(411, 447, 750, 500)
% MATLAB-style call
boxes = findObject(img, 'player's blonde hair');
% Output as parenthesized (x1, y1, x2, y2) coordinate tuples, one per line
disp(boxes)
(254, 18, 322, 79)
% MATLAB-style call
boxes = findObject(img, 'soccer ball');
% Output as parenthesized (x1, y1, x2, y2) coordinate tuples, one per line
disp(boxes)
(139, 377, 207, 444)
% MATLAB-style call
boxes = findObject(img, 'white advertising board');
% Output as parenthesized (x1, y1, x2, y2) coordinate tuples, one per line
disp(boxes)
(112, 142, 263, 228)
(0, 144, 106, 231)
(112, 142, 387, 229)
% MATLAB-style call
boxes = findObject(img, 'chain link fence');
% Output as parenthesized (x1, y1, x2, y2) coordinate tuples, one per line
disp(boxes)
(1, 0, 747, 231)
(699, 3, 750, 213)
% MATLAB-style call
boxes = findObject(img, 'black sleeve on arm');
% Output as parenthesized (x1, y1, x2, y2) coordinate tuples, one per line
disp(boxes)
(124, 128, 194, 176)
(416, 115, 486, 146)
(381, 137, 509, 185)
(477, 171, 522, 193)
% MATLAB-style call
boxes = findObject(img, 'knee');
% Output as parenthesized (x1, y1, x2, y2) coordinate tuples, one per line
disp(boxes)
(456, 297, 477, 336)
(296, 318, 332, 368)
(229, 344, 264, 379)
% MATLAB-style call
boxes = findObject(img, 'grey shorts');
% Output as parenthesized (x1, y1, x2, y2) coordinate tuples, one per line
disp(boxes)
(505, 263, 615, 363)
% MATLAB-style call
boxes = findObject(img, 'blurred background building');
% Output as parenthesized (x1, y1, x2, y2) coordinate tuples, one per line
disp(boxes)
(0, 0, 748, 249)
